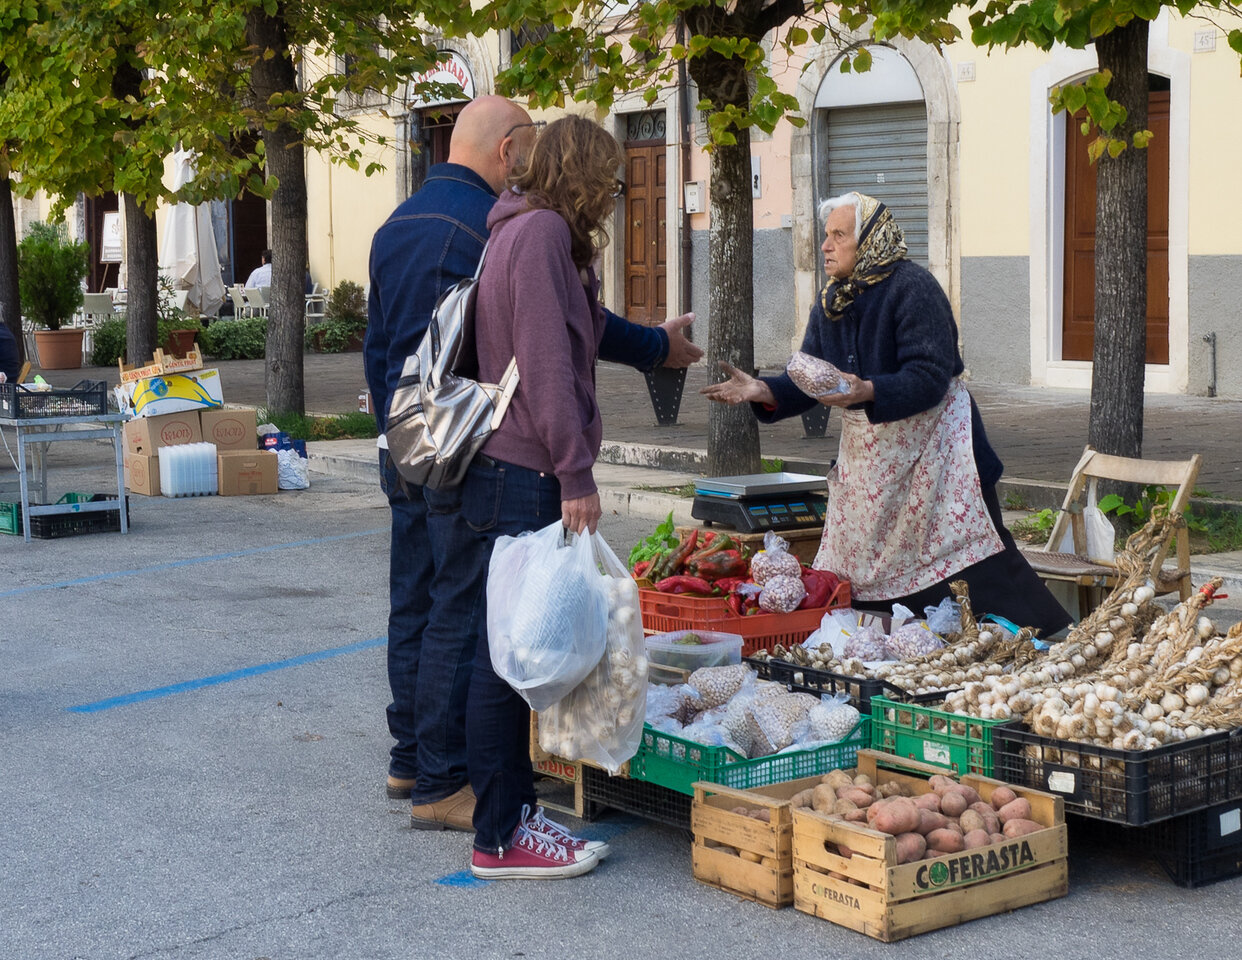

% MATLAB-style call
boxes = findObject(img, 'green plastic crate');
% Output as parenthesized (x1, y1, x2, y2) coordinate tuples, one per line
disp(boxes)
(869, 695, 1013, 776)
(0, 499, 19, 536)
(629, 717, 870, 797)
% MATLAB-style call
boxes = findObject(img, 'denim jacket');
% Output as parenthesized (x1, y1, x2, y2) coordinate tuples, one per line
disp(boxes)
(365, 163, 668, 433)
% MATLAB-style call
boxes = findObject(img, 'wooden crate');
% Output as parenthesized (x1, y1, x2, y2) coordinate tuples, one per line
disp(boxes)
(692, 780, 806, 908)
(529, 714, 632, 818)
(791, 750, 1068, 942)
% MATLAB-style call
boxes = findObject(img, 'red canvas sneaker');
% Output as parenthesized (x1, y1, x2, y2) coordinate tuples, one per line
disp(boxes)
(470, 815, 599, 880)
(528, 805, 611, 860)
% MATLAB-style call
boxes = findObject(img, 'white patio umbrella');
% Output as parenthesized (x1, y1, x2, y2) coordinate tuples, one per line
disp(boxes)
(158, 149, 227, 317)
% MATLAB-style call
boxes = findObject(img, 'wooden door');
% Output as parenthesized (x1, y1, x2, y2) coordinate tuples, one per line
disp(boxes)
(1062, 89, 1170, 363)
(624, 142, 667, 325)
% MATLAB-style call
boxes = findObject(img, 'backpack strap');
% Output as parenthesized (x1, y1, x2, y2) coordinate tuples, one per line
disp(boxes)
(490, 357, 520, 429)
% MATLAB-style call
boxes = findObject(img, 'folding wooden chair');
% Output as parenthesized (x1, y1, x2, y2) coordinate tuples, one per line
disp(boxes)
(1024, 445, 1203, 615)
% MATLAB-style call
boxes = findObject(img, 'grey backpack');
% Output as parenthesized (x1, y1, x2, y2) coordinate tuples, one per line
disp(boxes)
(384, 243, 520, 489)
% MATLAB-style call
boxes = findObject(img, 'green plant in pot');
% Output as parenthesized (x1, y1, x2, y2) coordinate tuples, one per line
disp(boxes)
(156, 275, 203, 356)
(305, 279, 367, 353)
(18, 222, 90, 370)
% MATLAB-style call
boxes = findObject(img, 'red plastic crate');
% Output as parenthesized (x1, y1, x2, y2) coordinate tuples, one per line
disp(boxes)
(639, 580, 850, 656)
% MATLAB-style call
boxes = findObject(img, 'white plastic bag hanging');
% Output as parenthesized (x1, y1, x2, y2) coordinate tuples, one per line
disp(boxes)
(1057, 481, 1116, 563)
(535, 533, 648, 773)
(487, 521, 610, 711)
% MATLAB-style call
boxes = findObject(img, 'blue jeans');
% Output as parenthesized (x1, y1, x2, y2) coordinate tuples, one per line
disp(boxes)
(380, 453, 480, 803)
(459, 456, 563, 853)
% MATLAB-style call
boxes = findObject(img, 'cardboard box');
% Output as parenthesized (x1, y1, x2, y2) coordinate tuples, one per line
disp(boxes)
(124, 452, 161, 496)
(114, 368, 224, 418)
(217, 449, 278, 496)
(200, 408, 257, 451)
(124, 411, 202, 455)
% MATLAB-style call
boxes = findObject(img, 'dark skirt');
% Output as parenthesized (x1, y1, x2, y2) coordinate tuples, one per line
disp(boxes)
(851, 485, 1073, 637)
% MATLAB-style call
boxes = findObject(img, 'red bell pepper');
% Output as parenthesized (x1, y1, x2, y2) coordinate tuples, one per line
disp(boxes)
(798, 567, 841, 609)
(655, 574, 715, 595)
(689, 549, 748, 581)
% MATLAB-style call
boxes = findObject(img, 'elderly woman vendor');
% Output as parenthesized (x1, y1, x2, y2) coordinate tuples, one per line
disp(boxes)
(703, 192, 1071, 637)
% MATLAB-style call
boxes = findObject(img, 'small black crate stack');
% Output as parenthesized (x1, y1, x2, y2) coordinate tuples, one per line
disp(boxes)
(0, 380, 108, 419)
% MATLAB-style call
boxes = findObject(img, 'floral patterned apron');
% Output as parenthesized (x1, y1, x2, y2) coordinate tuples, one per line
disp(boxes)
(813, 379, 1005, 601)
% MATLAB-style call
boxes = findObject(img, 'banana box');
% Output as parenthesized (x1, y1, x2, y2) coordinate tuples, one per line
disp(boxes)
(115, 368, 224, 419)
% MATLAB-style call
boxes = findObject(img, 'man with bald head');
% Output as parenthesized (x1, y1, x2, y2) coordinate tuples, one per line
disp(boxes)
(366, 96, 700, 830)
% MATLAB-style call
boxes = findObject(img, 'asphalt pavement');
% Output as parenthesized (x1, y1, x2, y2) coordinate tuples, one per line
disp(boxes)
(3, 446, 1242, 959)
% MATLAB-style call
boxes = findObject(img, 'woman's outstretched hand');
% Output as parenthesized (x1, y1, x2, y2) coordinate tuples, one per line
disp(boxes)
(700, 361, 776, 406)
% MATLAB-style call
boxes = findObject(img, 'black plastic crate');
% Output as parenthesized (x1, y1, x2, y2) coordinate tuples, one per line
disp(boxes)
(745, 656, 949, 712)
(0, 380, 108, 419)
(1146, 799, 1242, 887)
(995, 725, 1242, 826)
(580, 764, 691, 831)
(0, 493, 129, 539)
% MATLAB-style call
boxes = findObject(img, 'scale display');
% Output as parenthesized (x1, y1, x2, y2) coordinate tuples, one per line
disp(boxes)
(691, 472, 828, 533)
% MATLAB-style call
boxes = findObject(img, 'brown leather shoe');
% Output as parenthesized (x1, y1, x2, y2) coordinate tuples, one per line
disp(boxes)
(410, 785, 475, 832)
(387, 775, 418, 800)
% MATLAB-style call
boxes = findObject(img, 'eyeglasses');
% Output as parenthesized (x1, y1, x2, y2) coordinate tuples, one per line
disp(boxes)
(501, 120, 546, 141)
(611, 179, 626, 199)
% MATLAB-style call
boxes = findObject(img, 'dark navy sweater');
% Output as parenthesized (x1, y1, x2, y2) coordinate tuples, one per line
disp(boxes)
(755, 258, 1003, 487)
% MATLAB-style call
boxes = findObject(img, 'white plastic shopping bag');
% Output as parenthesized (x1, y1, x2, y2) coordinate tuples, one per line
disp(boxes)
(536, 534, 648, 773)
(1058, 482, 1116, 564)
(487, 521, 610, 711)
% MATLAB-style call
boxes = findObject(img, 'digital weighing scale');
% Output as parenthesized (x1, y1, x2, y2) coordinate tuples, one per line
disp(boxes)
(691, 471, 829, 533)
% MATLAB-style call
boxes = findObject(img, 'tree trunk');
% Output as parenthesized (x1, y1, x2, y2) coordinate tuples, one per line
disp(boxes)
(1089, 20, 1149, 460)
(123, 194, 159, 365)
(248, 10, 306, 416)
(691, 53, 761, 477)
(0, 175, 23, 366)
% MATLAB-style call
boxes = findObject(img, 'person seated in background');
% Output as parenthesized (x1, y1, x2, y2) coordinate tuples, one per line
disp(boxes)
(0, 320, 19, 383)
(245, 250, 272, 288)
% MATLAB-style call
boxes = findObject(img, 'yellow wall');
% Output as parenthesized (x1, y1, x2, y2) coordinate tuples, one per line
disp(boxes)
(1182, 20, 1242, 252)
(305, 112, 400, 292)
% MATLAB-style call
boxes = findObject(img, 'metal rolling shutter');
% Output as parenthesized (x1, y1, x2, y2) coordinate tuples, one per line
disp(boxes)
(825, 104, 929, 266)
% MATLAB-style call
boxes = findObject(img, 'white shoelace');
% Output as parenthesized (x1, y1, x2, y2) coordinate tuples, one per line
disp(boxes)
(515, 819, 571, 862)
(530, 806, 583, 846)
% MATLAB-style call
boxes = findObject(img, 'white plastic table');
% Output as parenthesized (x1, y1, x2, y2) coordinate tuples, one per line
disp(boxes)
(0, 413, 129, 542)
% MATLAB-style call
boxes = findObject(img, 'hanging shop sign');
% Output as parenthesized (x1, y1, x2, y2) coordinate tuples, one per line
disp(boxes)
(410, 52, 475, 106)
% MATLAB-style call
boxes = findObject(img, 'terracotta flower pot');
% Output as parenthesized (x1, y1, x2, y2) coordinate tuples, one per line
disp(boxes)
(164, 329, 199, 357)
(33, 328, 85, 370)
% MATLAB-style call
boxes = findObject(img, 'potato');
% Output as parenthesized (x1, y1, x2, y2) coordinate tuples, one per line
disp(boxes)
(852, 774, 873, 786)
(989, 832, 1007, 844)
(913, 793, 942, 812)
(869, 797, 921, 835)
(928, 774, 958, 794)
(837, 843, 853, 859)
(823, 770, 854, 791)
(1002, 818, 1046, 838)
(732, 805, 750, 815)
(812, 784, 837, 812)
(833, 798, 859, 816)
(760, 856, 778, 868)
(990, 785, 1018, 810)
(895, 832, 927, 864)
(939, 790, 969, 818)
(996, 798, 1033, 824)
(790, 789, 816, 809)
(968, 802, 1002, 834)
(917, 809, 950, 835)
(740, 849, 763, 862)
(958, 809, 985, 835)
(844, 808, 869, 822)
(748, 808, 772, 822)
(837, 786, 875, 808)
(962, 828, 993, 849)
(877, 780, 908, 798)
(925, 828, 965, 853)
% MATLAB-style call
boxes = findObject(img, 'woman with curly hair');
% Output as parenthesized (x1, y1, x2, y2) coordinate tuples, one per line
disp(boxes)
(458, 115, 624, 880)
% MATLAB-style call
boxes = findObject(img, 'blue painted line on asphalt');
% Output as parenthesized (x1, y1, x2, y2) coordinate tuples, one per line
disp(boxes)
(0, 528, 386, 600)
(435, 871, 491, 888)
(65, 635, 387, 714)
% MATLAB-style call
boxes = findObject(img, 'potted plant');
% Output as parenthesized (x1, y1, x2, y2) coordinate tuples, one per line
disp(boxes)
(17, 221, 90, 370)
(156, 275, 204, 357)
(305, 280, 368, 353)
